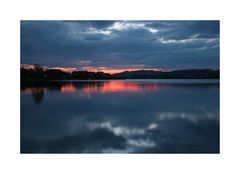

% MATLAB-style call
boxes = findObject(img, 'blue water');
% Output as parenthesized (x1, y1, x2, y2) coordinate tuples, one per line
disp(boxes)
(21, 79, 219, 153)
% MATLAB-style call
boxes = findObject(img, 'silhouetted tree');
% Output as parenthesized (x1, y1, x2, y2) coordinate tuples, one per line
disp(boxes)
(33, 64, 43, 72)
(45, 69, 68, 80)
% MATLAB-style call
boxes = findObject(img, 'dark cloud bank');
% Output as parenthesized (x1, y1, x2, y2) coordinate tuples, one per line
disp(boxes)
(21, 20, 219, 71)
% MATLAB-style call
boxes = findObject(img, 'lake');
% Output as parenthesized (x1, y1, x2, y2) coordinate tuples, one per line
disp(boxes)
(21, 79, 219, 153)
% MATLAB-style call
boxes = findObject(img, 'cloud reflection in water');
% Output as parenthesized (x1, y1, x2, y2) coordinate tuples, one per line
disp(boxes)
(21, 80, 219, 153)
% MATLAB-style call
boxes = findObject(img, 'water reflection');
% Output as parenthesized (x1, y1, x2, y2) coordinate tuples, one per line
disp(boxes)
(60, 83, 76, 93)
(21, 81, 169, 103)
(21, 80, 219, 153)
(21, 80, 219, 97)
(21, 87, 46, 104)
(22, 81, 167, 94)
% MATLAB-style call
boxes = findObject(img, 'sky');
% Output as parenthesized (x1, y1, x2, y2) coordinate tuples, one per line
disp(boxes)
(21, 20, 219, 74)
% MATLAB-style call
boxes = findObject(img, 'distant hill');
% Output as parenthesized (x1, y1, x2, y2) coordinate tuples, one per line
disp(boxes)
(21, 66, 219, 83)
(112, 69, 219, 79)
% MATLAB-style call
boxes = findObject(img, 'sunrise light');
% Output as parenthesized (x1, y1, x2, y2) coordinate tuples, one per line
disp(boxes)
(21, 64, 165, 74)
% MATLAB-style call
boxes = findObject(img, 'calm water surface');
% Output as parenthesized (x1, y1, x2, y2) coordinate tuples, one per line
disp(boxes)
(21, 79, 219, 153)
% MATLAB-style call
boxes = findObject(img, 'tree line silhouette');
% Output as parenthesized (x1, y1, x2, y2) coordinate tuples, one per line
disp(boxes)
(21, 64, 219, 83)
(21, 64, 112, 81)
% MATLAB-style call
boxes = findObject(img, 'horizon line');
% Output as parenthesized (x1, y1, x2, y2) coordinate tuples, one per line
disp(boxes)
(20, 64, 218, 75)
(20, 64, 171, 74)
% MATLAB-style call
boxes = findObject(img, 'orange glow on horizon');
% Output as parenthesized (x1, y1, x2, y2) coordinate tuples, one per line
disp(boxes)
(50, 67, 77, 73)
(49, 67, 163, 74)
(100, 68, 162, 74)
(21, 64, 167, 74)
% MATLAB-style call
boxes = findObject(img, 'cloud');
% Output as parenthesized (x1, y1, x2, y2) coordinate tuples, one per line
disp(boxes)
(108, 21, 147, 31)
(147, 27, 159, 33)
(158, 36, 219, 44)
(127, 139, 155, 148)
(21, 20, 219, 70)
(106, 21, 159, 34)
